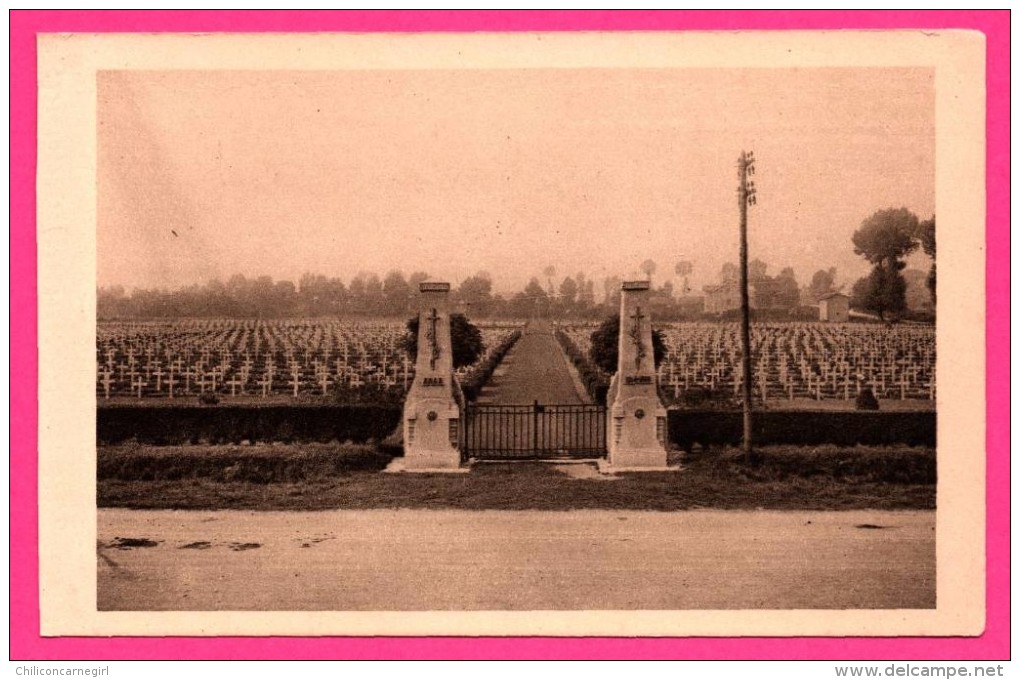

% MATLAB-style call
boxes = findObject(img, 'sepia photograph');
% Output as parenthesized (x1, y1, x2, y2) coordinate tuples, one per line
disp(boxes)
(30, 28, 988, 639)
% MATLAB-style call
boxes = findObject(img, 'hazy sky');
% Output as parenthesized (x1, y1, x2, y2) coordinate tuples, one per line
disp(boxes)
(98, 67, 934, 295)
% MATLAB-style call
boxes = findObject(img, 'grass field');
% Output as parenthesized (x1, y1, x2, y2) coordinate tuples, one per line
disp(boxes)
(98, 443, 934, 511)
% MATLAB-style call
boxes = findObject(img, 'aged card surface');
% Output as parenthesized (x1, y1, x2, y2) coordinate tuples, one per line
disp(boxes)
(37, 30, 985, 636)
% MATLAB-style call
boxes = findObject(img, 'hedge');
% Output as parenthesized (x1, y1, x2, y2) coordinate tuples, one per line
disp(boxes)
(97, 405, 401, 446)
(690, 445, 935, 485)
(554, 329, 611, 404)
(460, 330, 522, 402)
(668, 409, 935, 449)
(98, 443, 392, 482)
(98, 405, 935, 448)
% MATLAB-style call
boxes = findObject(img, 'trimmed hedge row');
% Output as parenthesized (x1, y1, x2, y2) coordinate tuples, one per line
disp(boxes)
(693, 445, 935, 485)
(97, 405, 401, 446)
(554, 329, 611, 404)
(460, 330, 522, 402)
(98, 443, 392, 482)
(98, 405, 935, 448)
(668, 409, 935, 450)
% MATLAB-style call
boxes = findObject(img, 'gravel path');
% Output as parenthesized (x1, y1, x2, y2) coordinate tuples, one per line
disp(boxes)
(98, 508, 935, 611)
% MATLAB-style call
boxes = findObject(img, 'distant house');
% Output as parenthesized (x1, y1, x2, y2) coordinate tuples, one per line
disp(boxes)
(818, 292, 850, 322)
(702, 283, 740, 315)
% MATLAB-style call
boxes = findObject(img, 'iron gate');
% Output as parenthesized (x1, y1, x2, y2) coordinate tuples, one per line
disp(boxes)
(463, 401, 607, 459)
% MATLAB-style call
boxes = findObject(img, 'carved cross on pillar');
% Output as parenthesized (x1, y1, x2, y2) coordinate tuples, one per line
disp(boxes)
(630, 305, 647, 371)
(426, 307, 441, 370)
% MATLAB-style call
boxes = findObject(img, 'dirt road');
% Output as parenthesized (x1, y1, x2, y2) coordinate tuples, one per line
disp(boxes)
(98, 508, 934, 611)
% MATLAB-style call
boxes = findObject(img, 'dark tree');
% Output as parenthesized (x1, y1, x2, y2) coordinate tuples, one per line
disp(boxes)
(851, 208, 920, 321)
(807, 267, 838, 303)
(675, 261, 694, 296)
(640, 259, 657, 281)
(748, 258, 768, 284)
(773, 267, 800, 310)
(719, 262, 739, 284)
(853, 208, 920, 265)
(851, 266, 908, 321)
(403, 313, 484, 370)
(917, 216, 936, 305)
(748, 263, 796, 310)
(558, 275, 579, 311)
(581, 279, 597, 311)
(382, 270, 411, 315)
(575, 272, 596, 313)
(542, 265, 557, 296)
(347, 275, 367, 314)
(457, 272, 495, 317)
(298, 273, 346, 316)
(602, 276, 622, 309)
(849, 275, 871, 313)
(903, 269, 933, 311)
(408, 271, 431, 291)
(518, 277, 550, 318)
(363, 274, 384, 316)
(588, 314, 666, 375)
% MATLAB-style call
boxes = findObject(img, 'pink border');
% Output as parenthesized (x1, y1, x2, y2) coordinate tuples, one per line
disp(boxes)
(10, 10, 1009, 661)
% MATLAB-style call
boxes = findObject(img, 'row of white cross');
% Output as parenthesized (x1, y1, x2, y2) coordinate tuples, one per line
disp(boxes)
(561, 322, 936, 401)
(96, 323, 519, 399)
(96, 361, 412, 398)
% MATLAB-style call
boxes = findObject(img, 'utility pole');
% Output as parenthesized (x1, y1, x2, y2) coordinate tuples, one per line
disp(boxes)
(737, 150, 757, 463)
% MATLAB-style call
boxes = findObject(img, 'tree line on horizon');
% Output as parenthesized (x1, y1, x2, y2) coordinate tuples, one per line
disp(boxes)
(97, 208, 935, 322)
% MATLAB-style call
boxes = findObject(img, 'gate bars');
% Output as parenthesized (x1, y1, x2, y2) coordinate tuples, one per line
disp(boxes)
(463, 400, 607, 459)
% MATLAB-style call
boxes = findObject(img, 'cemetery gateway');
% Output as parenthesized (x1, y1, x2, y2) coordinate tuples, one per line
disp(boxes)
(391, 281, 670, 472)
(96, 288, 935, 456)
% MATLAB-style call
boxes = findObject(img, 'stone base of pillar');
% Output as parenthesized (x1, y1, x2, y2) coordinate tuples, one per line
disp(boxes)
(389, 396, 465, 473)
(605, 377, 673, 472)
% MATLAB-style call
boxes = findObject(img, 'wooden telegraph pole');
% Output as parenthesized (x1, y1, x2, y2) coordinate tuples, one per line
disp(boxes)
(738, 151, 757, 462)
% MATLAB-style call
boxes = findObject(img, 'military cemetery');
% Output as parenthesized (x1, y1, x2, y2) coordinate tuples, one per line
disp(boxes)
(94, 63, 938, 613)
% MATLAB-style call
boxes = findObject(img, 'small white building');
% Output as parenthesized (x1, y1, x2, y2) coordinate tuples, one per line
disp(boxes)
(818, 292, 850, 322)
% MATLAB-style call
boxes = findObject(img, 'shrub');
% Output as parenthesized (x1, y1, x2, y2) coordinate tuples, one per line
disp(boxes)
(402, 313, 484, 369)
(855, 387, 880, 410)
(588, 315, 666, 374)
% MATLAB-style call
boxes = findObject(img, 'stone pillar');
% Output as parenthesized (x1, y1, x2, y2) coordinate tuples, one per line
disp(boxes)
(604, 280, 670, 471)
(399, 282, 463, 471)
